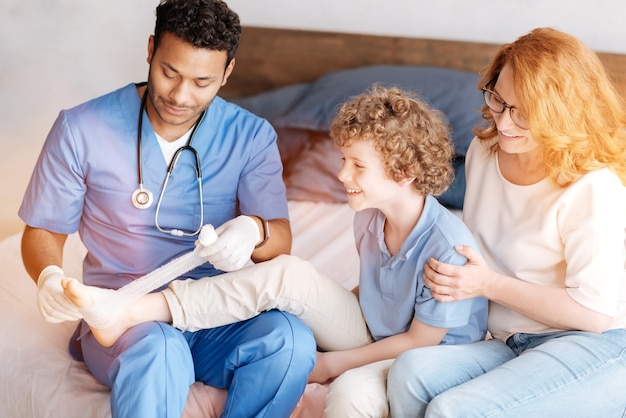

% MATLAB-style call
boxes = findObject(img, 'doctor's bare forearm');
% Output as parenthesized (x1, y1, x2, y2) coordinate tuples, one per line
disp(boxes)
(251, 217, 292, 262)
(21, 225, 68, 284)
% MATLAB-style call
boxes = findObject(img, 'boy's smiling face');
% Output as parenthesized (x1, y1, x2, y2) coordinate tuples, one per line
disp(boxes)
(337, 140, 405, 212)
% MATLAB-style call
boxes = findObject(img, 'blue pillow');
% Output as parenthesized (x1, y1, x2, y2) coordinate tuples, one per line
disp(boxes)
(231, 83, 313, 163)
(232, 66, 483, 209)
(231, 82, 312, 121)
(273, 65, 484, 157)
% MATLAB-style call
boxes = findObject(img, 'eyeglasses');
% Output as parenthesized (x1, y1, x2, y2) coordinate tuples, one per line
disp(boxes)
(481, 88, 529, 130)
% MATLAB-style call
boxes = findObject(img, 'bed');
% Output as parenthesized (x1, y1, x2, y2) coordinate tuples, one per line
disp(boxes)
(2, 27, 625, 418)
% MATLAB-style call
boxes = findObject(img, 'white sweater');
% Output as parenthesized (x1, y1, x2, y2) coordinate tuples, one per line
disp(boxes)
(463, 138, 626, 341)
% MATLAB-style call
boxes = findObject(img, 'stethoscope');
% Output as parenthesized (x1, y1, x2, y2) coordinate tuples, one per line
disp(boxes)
(131, 88, 205, 237)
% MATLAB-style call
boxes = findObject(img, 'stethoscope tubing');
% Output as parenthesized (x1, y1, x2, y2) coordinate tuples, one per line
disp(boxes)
(133, 86, 205, 236)
(153, 145, 204, 237)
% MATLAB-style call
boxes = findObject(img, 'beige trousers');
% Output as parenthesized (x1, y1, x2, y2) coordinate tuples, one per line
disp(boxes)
(164, 254, 392, 417)
(163, 254, 373, 351)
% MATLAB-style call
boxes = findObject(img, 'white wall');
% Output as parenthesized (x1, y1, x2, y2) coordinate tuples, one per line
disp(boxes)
(228, 0, 626, 55)
(1, 0, 624, 238)
(0, 0, 154, 238)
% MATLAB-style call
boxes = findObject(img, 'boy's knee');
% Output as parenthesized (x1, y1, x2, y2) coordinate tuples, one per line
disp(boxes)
(325, 364, 390, 418)
(326, 382, 389, 417)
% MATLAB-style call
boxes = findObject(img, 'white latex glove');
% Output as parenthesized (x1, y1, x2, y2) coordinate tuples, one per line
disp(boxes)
(195, 215, 260, 272)
(36, 265, 82, 323)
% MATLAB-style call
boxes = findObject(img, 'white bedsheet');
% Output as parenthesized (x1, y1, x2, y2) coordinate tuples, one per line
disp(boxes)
(0, 200, 359, 418)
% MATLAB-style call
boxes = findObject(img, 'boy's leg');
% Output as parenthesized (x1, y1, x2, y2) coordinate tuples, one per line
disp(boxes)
(324, 359, 394, 418)
(167, 254, 372, 350)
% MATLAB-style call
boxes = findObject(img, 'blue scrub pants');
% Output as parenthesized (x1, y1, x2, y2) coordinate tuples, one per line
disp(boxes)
(387, 329, 626, 417)
(73, 310, 316, 418)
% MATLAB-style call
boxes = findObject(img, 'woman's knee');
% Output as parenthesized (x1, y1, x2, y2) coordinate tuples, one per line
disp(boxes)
(425, 392, 465, 418)
(387, 347, 467, 417)
(388, 349, 433, 396)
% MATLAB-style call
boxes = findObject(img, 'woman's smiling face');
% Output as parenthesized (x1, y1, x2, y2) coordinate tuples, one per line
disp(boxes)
(491, 64, 541, 156)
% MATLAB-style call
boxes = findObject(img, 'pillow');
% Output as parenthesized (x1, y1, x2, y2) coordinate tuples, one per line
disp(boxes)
(273, 65, 484, 157)
(231, 82, 311, 121)
(233, 66, 483, 209)
(437, 157, 466, 209)
(231, 83, 313, 163)
(284, 132, 346, 203)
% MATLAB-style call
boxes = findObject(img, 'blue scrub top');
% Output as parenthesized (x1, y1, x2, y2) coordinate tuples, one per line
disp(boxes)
(19, 83, 288, 289)
(355, 195, 488, 345)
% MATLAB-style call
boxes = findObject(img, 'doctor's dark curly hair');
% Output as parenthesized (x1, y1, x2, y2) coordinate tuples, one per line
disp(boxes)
(154, 0, 241, 66)
(330, 85, 454, 196)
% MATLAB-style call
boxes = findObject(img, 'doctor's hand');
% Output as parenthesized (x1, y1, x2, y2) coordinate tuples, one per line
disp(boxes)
(195, 216, 260, 272)
(36, 265, 83, 323)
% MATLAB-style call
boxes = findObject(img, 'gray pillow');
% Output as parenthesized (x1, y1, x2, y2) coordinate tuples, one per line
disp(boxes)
(273, 65, 484, 157)
(231, 83, 313, 162)
(232, 82, 311, 121)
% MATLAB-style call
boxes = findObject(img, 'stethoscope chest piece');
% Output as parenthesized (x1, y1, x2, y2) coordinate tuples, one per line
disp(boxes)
(132, 187, 154, 209)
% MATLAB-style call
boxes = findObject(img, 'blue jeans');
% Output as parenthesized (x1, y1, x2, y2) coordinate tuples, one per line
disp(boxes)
(387, 329, 626, 417)
(75, 310, 316, 418)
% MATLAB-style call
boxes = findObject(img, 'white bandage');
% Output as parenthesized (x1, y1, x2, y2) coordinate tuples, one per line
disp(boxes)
(77, 224, 218, 328)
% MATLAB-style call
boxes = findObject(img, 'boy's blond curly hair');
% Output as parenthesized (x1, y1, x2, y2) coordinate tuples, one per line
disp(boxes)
(329, 85, 454, 196)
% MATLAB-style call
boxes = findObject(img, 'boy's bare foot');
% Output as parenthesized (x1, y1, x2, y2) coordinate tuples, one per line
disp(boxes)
(62, 278, 133, 347)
